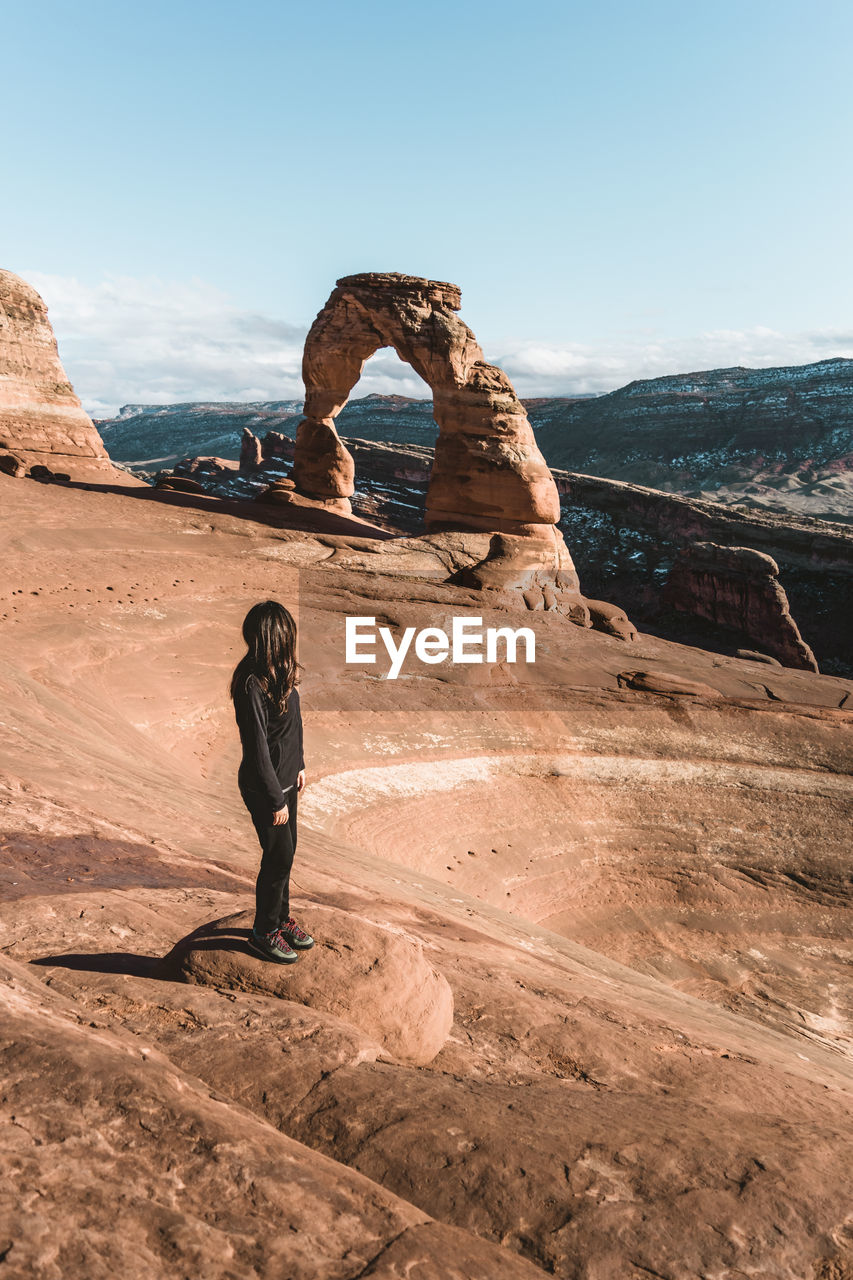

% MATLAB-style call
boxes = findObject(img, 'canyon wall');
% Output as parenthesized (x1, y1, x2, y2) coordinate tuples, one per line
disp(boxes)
(529, 357, 853, 495)
(554, 470, 852, 673)
(661, 541, 818, 671)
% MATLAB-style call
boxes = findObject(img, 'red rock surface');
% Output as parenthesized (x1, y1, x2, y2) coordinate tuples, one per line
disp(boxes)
(164, 906, 454, 1065)
(294, 272, 561, 540)
(0, 269, 138, 484)
(1, 472, 852, 1279)
(662, 540, 819, 670)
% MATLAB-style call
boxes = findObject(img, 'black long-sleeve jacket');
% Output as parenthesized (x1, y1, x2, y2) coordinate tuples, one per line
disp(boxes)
(233, 673, 304, 815)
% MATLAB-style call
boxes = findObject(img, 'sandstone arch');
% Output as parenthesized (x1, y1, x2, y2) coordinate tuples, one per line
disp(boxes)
(294, 272, 562, 540)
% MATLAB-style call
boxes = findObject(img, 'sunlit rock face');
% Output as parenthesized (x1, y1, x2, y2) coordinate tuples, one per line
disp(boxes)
(0, 269, 130, 482)
(163, 906, 454, 1066)
(295, 272, 561, 540)
(1, 469, 852, 1280)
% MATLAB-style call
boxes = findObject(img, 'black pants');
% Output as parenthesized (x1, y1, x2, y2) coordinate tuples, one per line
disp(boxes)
(243, 785, 298, 935)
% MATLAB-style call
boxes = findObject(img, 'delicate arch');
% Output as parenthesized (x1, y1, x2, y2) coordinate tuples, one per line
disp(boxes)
(293, 273, 561, 536)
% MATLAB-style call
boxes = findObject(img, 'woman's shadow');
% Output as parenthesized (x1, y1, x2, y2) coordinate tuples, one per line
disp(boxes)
(30, 926, 253, 980)
(3, 830, 251, 979)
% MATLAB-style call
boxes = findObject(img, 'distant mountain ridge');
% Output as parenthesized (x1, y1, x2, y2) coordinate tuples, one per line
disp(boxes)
(96, 358, 853, 520)
(97, 400, 304, 466)
(96, 394, 437, 466)
(529, 355, 853, 474)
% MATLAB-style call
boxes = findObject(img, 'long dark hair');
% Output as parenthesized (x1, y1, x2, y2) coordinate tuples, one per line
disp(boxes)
(229, 600, 300, 714)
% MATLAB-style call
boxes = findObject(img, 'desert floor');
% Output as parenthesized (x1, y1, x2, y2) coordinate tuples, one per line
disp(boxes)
(1, 473, 852, 1280)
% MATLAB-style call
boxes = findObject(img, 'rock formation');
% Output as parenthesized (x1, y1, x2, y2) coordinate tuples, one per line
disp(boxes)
(239, 425, 262, 471)
(2, 470, 852, 1278)
(291, 272, 592, 618)
(164, 906, 454, 1066)
(174, 455, 238, 482)
(662, 541, 819, 671)
(0, 269, 129, 482)
(260, 429, 294, 464)
(553, 469, 851, 674)
(294, 273, 561, 538)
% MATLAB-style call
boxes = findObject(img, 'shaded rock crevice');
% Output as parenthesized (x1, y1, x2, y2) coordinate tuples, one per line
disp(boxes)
(661, 541, 819, 671)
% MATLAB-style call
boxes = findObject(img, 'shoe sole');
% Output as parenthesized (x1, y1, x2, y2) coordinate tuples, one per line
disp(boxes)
(247, 936, 299, 964)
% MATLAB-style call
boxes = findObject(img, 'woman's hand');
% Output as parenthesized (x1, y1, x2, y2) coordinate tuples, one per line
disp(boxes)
(297, 769, 306, 793)
(272, 803, 289, 826)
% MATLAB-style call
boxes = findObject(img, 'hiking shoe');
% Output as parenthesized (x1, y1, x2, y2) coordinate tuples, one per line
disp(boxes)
(247, 927, 299, 964)
(277, 917, 314, 950)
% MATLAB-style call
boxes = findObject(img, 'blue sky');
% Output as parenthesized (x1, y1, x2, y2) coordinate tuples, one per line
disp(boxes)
(4, 0, 852, 413)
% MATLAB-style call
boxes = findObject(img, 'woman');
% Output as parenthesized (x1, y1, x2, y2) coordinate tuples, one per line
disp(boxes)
(230, 599, 314, 964)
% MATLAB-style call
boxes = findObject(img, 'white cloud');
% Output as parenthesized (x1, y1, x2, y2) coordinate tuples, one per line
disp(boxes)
(26, 273, 309, 417)
(494, 329, 853, 398)
(26, 272, 853, 415)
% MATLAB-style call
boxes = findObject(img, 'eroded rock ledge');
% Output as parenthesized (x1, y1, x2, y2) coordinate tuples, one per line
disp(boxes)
(662, 541, 818, 671)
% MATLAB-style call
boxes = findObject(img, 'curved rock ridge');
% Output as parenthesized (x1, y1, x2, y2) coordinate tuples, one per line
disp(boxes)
(0, 269, 126, 481)
(162, 905, 454, 1066)
(294, 272, 562, 540)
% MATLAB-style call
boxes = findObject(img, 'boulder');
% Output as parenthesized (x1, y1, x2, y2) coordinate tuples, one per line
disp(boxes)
(0, 450, 27, 477)
(162, 906, 454, 1067)
(586, 599, 639, 641)
(154, 474, 206, 494)
(735, 648, 783, 666)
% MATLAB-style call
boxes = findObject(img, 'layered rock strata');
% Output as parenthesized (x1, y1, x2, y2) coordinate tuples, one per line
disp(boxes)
(662, 541, 819, 671)
(0, 269, 126, 482)
(530, 356, 853, 500)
